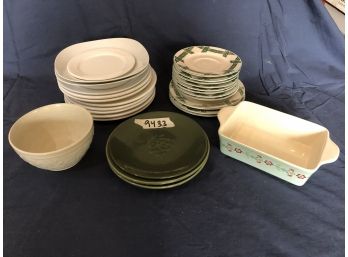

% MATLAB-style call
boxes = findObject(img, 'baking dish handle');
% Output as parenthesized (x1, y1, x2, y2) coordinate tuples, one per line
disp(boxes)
(217, 106, 238, 125)
(319, 138, 340, 165)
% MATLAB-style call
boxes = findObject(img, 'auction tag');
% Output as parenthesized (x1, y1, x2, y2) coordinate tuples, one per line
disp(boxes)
(134, 117, 175, 129)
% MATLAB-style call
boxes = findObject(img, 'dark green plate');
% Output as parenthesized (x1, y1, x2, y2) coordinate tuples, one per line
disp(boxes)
(106, 140, 210, 186)
(106, 111, 209, 179)
(107, 131, 209, 179)
(107, 149, 209, 189)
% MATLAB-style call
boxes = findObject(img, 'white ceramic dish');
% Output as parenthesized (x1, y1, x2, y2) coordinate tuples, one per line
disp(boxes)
(60, 69, 156, 103)
(64, 81, 154, 108)
(92, 90, 155, 121)
(8, 104, 94, 171)
(67, 47, 136, 81)
(57, 66, 151, 95)
(173, 72, 238, 89)
(169, 96, 217, 117)
(185, 52, 230, 74)
(55, 38, 149, 83)
(58, 68, 154, 101)
(65, 89, 155, 115)
(174, 83, 238, 97)
(173, 46, 242, 77)
(175, 82, 239, 100)
(57, 65, 150, 90)
(90, 89, 155, 119)
(173, 64, 238, 84)
(169, 80, 245, 110)
(63, 70, 157, 121)
(64, 88, 151, 112)
(218, 101, 340, 186)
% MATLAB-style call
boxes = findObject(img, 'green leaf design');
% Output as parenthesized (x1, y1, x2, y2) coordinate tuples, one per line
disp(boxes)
(174, 47, 194, 63)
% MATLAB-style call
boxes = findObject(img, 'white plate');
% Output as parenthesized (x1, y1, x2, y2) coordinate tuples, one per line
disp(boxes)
(57, 66, 151, 95)
(58, 68, 153, 100)
(91, 89, 155, 117)
(173, 64, 238, 84)
(63, 70, 157, 106)
(55, 38, 149, 83)
(179, 82, 245, 106)
(93, 90, 155, 121)
(57, 65, 150, 91)
(173, 80, 239, 101)
(173, 46, 242, 77)
(173, 71, 238, 89)
(174, 83, 238, 101)
(173, 77, 239, 95)
(67, 48, 135, 81)
(65, 89, 155, 115)
(174, 80, 238, 95)
(169, 80, 245, 110)
(184, 52, 231, 75)
(169, 96, 217, 117)
(65, 89, 155, 121)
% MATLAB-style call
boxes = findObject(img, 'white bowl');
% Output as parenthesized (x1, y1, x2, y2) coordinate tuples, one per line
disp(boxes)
(8, 104, 94, 171)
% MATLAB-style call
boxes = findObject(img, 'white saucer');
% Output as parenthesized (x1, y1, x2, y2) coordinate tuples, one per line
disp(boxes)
(174, 46, 242, 77)
(169, 96, 217, 117)
(169, 80, 245, 111)
(184, 52, 231, 75)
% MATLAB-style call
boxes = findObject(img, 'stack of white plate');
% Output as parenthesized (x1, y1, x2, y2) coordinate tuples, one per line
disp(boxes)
(169, 46, 245, 117)
(54, 38, 156, 121)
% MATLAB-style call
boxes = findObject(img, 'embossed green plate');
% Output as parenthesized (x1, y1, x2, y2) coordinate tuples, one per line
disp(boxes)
(109, 157, 207, 189)
(106, 111, 209, 179)
(106, 142, 209, 187)
(107, 132, 209, 180)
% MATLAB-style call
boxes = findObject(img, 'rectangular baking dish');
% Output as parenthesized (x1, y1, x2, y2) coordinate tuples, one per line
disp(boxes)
(218, 101, 339, 186)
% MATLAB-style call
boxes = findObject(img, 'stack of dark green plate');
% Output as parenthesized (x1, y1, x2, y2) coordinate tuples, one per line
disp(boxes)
(106, 111, 210, 189)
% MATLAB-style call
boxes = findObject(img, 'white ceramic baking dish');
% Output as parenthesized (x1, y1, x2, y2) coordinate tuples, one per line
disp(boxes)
(218, 101, 339, 186)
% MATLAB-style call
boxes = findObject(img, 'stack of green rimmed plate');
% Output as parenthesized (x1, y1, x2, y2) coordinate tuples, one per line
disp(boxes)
(169, 46, 245, 117)
(106, 111, 210, 189)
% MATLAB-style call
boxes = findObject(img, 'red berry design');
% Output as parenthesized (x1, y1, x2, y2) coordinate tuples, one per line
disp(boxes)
(255, 155, 262, 163)
(264, 160, 273, 166)
(235, 148, 242, 154)
(226, 144, 233, 152)
(287, 169, 295, 177)
(296, 174, 306, 179)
